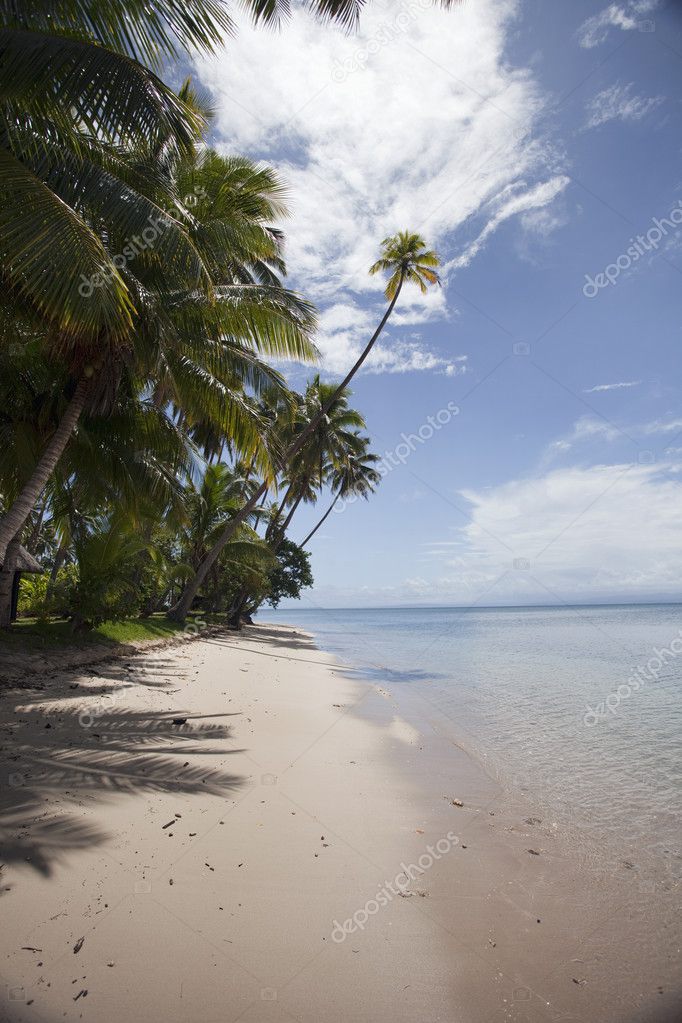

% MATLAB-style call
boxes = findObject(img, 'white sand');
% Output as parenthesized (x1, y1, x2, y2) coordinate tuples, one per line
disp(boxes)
(0, 624, 678, 1022)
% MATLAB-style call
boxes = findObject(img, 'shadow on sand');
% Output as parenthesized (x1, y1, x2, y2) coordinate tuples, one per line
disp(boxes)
(209, 624, 448, 685)
(0, 648, 245, 886)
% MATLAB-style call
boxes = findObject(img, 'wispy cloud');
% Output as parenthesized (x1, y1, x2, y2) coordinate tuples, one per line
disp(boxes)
(451, 461, 682, 601)
(315, 301, 468, 376)
(445, 176, 570, 272)
(577, 1, 658, 49)
(585, 83, 663, 129)
(583, 380, 642, 393)
(571, 417, 622, 442)
(311, 461, 682, 605)
(195, 0, 567, 375)
(541, 414, 682, 468)
(641, 418, 682, 436)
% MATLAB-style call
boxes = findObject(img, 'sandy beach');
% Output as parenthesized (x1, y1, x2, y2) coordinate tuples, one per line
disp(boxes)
(0, 624, 679, 1023)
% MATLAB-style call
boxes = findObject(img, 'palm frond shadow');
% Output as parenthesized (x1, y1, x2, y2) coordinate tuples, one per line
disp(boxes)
(92, 658, 190, 687)
(0, 804, 106, 880)
(0, 699, 245, 882)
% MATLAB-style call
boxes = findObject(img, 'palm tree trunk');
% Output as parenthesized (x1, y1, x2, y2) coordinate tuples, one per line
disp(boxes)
(26, 497, 47, 555)
(45, 542, 68, 607)
(265, 479, 296, 542)
(168, 278, 404, 622)
(252, 487, 269, 533)
(0, 378, 89, 564)
(0, 537, 20, 628)
(275, 490, 304, 542)
(300, 492, 341, 548)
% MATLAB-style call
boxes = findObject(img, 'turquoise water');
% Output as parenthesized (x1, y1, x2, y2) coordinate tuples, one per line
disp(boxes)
(257, 603, 682, 881)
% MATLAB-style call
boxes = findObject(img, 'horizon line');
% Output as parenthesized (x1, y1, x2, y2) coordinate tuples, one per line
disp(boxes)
(263, 598, 682, 612)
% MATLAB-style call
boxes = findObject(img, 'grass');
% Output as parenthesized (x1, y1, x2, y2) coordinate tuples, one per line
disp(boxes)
(0, 613, 199, 652)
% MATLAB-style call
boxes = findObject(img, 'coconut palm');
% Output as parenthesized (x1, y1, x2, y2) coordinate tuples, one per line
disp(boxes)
(0, 0, 450, 340)
(169, 231, 440, 621)
(300, 435, 380, 548)
(183, 464, 260, 567)
(0, 3, 216, 343)
(266, 377, 366, 544)
(0, 144, 316, 566)
(244, 0, 459, 28)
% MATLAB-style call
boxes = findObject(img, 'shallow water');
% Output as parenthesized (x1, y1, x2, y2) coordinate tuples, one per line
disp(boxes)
(258, 603, 682, 883)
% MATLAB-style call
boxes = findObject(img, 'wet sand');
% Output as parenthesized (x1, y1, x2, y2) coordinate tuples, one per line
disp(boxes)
(0, 623, 678, 1022)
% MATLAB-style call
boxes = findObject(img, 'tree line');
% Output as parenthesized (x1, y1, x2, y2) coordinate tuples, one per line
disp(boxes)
(0, 0, 442, 629)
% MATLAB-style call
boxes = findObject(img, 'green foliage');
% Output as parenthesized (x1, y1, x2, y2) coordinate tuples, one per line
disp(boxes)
(17, 565, 78, 620)
(16, 572, 49, 619)
(0, 3, 415, 631)
(0, 614, 187, 650)
(265, 540, 313, 607)
(369, 231, 441, 300)
(63, 518, 147, 627)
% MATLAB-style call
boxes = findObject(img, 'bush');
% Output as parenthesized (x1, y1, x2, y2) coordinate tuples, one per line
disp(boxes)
(17, 572, 49, 618)
(264, 540, 313, 607)
(18, 565, 78, 620)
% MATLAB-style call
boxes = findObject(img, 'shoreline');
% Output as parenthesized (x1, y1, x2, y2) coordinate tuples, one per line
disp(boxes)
(0, 623, 678, 1021)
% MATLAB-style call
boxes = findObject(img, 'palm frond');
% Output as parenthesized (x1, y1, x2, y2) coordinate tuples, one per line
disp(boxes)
(0, 1, 234, 67)
(0, 30, 204, 152)
(0, 147, 135, 341)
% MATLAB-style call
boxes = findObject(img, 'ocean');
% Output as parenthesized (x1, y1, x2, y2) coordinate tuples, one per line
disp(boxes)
(257, 603, 682, 885)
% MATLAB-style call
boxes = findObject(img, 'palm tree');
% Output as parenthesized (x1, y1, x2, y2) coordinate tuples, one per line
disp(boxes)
(0, 0, 451, 337)
(300, 435, 380, 548)
(266, 378, 365, 544)
(0, 4, 216, 342)
(169, 231, 440, 621)
(226, 380, 364, 623)
(0, 144, 316, 567)
(244, 0, 459, 28)
(183, 464, 260, 568)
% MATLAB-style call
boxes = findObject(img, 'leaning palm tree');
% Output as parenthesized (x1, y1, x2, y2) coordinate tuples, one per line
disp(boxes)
(300, 435, 380, 548)
(266, 377, 366, 545)
(0, 144, 316, 566)
(169, 231, 440, 621)
(0, 3, 216, 342)
(1, 0, 453, 336)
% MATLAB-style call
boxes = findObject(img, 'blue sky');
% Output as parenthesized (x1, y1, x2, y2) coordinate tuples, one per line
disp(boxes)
(190, 0, 682, 608)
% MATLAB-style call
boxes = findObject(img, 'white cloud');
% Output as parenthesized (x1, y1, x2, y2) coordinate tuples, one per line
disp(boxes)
(195, 0, 566, 375)
(445, 175, 570, 271)
(572, 416, 622, 442)
(539, 417, 622, 467)
(303, 461, 682, 606)
(641, 418, 682, 436)
(542, 414, 682, 465)
(585, 82, 663, 129)
(315, 301, 467, 375)
(449, 461, 682, 601)
(584, 380, 641, 393)
(577, 1, 658, 49)
(520, 206, 568, 238)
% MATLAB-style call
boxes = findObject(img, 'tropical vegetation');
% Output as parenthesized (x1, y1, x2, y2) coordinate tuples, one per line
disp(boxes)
(0, 0, 441, 633)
